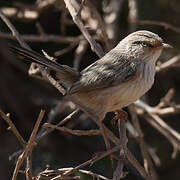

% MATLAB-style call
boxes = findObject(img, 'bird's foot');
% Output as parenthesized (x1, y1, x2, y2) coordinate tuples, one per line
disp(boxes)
(111, 109, 128, 127)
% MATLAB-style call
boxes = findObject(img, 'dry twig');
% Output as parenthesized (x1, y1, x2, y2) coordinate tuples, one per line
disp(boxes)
(0, 110, 26, 147)
(129, 105, 159, 180)
(156, 54, 180, 72)
(43, 123, 101, 136)
(12, 110, 45, 180)
(0, 32, 84, 43)
(52, 144, 123, 180)
(135, 100, 180, 156)
(64, 0, 104, 57)
(137, 20, 180, 34)
(39, 168, 110, 180)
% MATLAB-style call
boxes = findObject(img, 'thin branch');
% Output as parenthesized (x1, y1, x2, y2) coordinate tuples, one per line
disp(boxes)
(113, 112, 128, 180)
(135, 100, 180, 153)
(54, 43, 77, 57)
(8, 109, 80, 162)
(71, 108, 150, 180)
(43, 123, 101, 136)
(85, 0, 112, 50)
(129, 105, 159, 180)
(137, 20, 180, 34)
(156, 54, 180, 72)
(36, 109, 80, 141)
(0, 109, 26, 147)
(125, 148, 151, 180)
(26, 152, 33, 180)
(40, 67, 66, 95)
(0, 10, 30, 49)
(12, 110, 45, 180)
(0, 32, 84, 43)
(39, 168, 110, 180)
(64, 0, 104, 57)
(52, 144, 122, 180)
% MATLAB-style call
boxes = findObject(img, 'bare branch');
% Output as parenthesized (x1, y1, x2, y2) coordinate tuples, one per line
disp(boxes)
(156, 54, 180, 72)
(0, 10, 30, 49)
(137, 20, 180, 34)
(39, 168, 110, 180)
(52, 144, 123, 180)
(64, 0, 104, 57)
(135, 100, 180, 153)
(0, 109, 26, 147)
(0, 32, 84, 43)
(43, 123, 101, 136)
(129, 105, 159, 180)
(12, 110, 45, 180)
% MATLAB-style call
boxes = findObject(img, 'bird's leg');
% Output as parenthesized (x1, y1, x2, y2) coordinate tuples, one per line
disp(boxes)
(112, 109, 128, 126)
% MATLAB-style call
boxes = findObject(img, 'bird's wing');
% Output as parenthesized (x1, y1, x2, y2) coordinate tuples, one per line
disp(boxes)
(67, 58, 139, 94)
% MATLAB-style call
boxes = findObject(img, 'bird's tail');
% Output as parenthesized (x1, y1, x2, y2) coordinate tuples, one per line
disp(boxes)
(9, 45, 79, 86)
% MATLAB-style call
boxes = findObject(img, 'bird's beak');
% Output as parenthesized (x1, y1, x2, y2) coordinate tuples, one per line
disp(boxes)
(162, 43, 173, 49)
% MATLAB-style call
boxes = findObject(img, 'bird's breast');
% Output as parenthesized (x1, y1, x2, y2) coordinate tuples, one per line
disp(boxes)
(103, 62, 156, 111)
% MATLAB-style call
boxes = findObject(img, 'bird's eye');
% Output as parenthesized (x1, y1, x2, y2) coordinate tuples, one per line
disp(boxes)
(141, 42, 148, 47)
(133, 41, 154, 48)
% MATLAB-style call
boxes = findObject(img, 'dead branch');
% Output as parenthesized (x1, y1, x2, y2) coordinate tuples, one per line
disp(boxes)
(135, 100, 180, 154)
(36, 109, 80, 141)
(84, 0, 112, 50)
(64, 0, 104, 57)
(129, 105, 159, 180)
(0, 110, 26, 147)
(12, 110, 45, 180)
(156, 54, 180, 72)
(39, 168, 110, 180)
(0, 32, 84, 43)
(43, 123, 101, 136)
(0, 10, 30, 49)
(137, 20, 180, 34)
(52, 144, 123, 180)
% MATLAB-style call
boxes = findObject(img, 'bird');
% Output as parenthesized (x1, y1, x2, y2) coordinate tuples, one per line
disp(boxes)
(10, 30, 172, 148)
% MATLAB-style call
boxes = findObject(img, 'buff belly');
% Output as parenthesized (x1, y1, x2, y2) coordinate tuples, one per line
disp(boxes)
(102, 61, 156, 112)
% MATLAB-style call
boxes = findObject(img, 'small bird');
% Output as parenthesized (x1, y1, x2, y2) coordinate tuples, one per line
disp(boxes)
(10, 30, 172, 147)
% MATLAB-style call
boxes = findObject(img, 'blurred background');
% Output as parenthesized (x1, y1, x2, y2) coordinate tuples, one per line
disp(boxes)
(0, 0, 180, 179)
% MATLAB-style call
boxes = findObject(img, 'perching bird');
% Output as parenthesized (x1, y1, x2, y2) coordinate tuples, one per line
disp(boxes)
(10, 30, 172, 147)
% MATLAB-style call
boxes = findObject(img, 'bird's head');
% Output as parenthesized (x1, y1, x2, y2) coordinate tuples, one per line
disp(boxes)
(117, 30, 172, 63)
